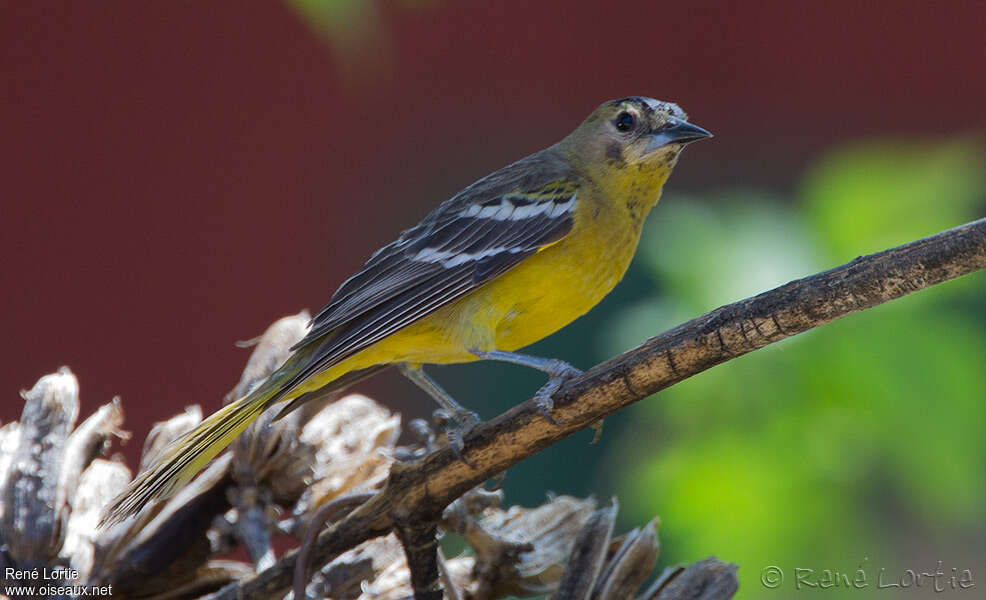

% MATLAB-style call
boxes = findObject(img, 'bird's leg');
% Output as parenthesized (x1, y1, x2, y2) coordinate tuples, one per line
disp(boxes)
(469, 349, 582, 424)
(399, 363, 479, 463)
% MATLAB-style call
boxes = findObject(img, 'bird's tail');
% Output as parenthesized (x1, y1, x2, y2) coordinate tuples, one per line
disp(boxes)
(99, 378, 282, 527)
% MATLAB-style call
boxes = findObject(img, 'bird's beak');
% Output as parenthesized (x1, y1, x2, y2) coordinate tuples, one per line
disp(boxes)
(645, 118, 713, 153)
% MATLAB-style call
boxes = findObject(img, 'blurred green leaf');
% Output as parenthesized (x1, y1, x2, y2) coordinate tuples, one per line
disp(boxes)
(641, 194, 825, 313)
(801, 138, 984, 261)
(285, 0, 400, 88)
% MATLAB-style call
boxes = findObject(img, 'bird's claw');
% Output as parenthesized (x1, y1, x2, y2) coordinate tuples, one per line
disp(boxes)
(433, 408, 480, 467)
(534, 384, 562, 424)
(534, 362, 583, 425)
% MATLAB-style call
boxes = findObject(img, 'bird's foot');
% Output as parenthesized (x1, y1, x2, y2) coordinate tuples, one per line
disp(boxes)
(392, 418, 438, 462)
(433, 408, 480, 467)
(533, 361, 582, 425)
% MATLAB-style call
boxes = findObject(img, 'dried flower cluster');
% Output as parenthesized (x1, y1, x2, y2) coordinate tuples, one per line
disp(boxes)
(1, 312, 737, 599)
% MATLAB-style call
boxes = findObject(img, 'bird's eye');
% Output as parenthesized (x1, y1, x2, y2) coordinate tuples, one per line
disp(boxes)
(614, 111, 635, 132)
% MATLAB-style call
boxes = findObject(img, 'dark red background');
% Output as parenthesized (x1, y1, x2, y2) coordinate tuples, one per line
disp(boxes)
(2, 1, 984, 462)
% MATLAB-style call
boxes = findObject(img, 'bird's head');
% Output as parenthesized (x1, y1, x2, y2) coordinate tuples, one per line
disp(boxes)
(562, 97, 711, 191)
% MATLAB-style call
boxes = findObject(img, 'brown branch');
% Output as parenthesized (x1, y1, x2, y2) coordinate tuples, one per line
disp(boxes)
(394, 520, 443, 600)
(209, 217, 986, 598)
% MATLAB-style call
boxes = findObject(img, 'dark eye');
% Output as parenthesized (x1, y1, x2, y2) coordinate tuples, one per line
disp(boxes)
(614, 111, 635, 132)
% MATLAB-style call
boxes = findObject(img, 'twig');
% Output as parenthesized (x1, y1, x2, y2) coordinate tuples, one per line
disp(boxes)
(436, 549, 462, 600)
(211, 217, 986, 598)
(292, 492, 374, 600)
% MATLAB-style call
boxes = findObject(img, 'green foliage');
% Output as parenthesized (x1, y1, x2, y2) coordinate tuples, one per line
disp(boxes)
(802, 138, 984, 260)
(601, 139, 986, 598)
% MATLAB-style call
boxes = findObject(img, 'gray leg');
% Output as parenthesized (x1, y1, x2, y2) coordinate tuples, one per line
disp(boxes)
(399, 363, 471, 416)
(469, 349, 582, 422)
(399, 364, 479, 460)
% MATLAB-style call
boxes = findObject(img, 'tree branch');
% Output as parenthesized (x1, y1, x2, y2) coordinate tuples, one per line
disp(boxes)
(210, 217, 986, 598)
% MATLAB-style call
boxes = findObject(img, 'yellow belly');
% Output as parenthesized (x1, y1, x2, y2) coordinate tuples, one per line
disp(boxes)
(289, 193, 652, 398)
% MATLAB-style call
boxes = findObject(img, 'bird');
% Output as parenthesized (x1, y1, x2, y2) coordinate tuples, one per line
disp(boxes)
(101, 97, 711, 526)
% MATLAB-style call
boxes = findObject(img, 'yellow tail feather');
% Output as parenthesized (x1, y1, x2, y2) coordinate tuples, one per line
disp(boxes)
(99, 387, 274, 527)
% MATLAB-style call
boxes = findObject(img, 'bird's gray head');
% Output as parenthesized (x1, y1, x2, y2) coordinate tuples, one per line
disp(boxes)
(564, 96, 712, 174)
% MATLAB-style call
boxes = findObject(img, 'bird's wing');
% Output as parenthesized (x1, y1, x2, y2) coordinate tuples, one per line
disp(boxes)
(285, 151, 578, 390)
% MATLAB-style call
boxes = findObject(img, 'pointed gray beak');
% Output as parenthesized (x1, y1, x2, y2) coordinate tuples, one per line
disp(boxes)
(645, 117, 713, 152)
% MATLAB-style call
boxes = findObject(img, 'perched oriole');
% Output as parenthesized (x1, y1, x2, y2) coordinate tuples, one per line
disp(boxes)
(102, 97, 711, 525)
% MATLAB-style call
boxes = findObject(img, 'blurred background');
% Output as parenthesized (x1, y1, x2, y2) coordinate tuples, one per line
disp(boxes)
(2, 1, 984, 597)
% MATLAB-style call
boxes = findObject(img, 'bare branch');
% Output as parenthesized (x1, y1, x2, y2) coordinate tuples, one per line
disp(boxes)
(393, 520, 442, 600)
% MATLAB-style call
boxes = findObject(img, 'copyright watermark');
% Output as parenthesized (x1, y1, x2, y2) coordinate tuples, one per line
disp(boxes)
(3, 567, 113, 597)
(760, 560, 976, 593)
(761, 565, 785, 588)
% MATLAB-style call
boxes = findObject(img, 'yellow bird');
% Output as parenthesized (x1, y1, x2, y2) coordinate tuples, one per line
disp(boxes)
(102, 97, 711, 525)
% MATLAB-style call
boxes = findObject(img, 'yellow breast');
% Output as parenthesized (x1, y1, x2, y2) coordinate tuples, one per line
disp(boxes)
(387, 184, 652, 363)
(476, 197, 643, 351)
(326, 177, 668, 374)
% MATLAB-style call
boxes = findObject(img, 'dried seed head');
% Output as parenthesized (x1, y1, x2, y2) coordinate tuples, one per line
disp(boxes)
(59, 399, 127, 523)
(554, 500, 619, 600)
(591, 518, 660, 600)
(466, 495, 598, 598)
(352, 534, 475, 600)
(61, 459, 130, 580)
(1, 367, 79, 566)
(640, 557, 738, 600)
(224, 310, 311, 404)
(90, 453, 235, 595)
(0, 421, 21, 514)
(140, 405, 202, 472)
(221, 312, 318, 569)
(293, 394, 400, 528)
